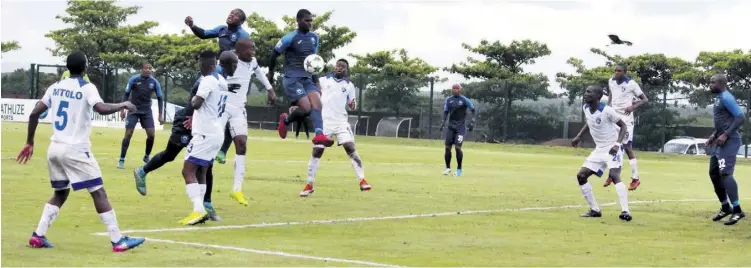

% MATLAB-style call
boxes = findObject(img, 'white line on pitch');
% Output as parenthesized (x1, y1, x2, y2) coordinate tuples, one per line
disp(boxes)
(92, 198, 729, 236)
(142, 237, 398, 267)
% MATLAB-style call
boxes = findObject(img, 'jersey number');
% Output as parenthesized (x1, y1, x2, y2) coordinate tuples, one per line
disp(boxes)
(54, 100, 69, 131)
(217, 95, 228, 118)
(228, 84, 241, 94)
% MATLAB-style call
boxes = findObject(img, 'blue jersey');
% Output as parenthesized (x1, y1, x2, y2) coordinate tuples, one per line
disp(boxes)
(274, 30, 320, 78)
(444, 95, 475, 128)
(125, 74, 163, 111)
(713, 90, 745, 139)
(191, 25, 249, 54)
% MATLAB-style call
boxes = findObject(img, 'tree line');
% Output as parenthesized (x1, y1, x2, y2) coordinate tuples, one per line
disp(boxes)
(2, 0, 750, 148)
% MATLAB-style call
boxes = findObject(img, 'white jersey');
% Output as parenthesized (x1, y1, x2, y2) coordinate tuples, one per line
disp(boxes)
(192, 74, 229, 137)
(608, 77, 643, 114)
(583, 103, 622, 148)
(223, 57, 273, 108)
(320, 74, 356, 125)
(40, 77, 103, 150)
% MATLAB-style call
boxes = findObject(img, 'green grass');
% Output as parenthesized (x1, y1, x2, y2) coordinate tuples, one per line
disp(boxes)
(2, 122, 750, 266)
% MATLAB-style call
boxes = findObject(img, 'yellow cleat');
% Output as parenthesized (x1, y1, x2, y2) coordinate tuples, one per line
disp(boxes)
(229, 191, 249, 206)
(178, 211, 209, 225)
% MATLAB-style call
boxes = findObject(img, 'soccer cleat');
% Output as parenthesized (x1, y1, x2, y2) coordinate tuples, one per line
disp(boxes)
(619, 211, 633, 222)
(442, 168, 451, 175)
(712, 208, 733, 221)
(579, 209, 602, 217)
(28, 233, 54, 248)
(628, 178, 641, 191)
(216, 151, 226, 164)
(312, 133, 334, 147)
(111, 236, 146, 252)
(603, 177, 613, 187)
(117, 160, 125, 169)
(133, 167, 147, 196)
(455, 169, 463, 177)
(142, 155, 149, 163)
(278, 113, 289, 139)
(204, 202, 222, 221)
(178, 211, 209, 225)
(300, 183, 314, 197)
(724, 212, 745, 225)
(360, 179, 372, 191)
(229, 191, 249, 206)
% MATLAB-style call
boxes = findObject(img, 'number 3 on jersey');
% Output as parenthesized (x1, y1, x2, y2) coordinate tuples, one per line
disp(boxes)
(54, 100, 69, 130)
(217, 95, 228, 118)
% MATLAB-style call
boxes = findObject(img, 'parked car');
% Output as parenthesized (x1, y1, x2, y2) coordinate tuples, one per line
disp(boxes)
(738, 144, 750, 158)
(659, 137, 708, 155)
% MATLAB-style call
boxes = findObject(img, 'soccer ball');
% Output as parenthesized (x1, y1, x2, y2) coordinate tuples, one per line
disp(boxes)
(304, 54, 325, 74)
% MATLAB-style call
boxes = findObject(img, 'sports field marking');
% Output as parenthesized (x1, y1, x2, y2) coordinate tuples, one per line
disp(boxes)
(92, 198, 736, 236)
(143, 237, 399, 267)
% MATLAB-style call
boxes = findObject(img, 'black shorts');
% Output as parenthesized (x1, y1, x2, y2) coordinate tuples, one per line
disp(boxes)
(125, 110, 155, 129)
(169, 131, 192, 149)
(444, 125, 466, 146)
(710, 138, 741, 176)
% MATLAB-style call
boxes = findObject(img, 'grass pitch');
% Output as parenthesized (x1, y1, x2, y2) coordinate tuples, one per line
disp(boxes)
(2, 122, 749, 266)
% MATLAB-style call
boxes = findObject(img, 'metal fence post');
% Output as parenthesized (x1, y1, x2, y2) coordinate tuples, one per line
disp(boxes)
(28, 63, 36, 98)
(428, 76, 435, 136)
(661, 87, 667, 153)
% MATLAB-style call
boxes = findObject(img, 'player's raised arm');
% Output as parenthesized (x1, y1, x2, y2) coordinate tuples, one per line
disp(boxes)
(185, 15, 223, 39)
(267, 33, 295, 83)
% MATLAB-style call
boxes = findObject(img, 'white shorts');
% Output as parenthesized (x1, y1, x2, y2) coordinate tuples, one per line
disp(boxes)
(615, 113, 635, 145)
(582, 145, 624, 177)
(324, 122, 354, 146)
(46, 142, 103, 191)
(226, 105, 248, 137)
(184, 134, 223, 166)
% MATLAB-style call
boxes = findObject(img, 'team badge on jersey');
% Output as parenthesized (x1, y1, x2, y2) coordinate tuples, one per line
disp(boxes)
(596, 117, 601, 124)
(181, 135, 190, 145)
(231, 34, 237, 42)
(341, 86, 347, 92)
(310, 37, 315, 43)
(149, 83, 154, 89)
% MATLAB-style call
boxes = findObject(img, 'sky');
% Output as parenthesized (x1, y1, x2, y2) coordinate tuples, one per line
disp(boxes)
(2, 0, 750, 93)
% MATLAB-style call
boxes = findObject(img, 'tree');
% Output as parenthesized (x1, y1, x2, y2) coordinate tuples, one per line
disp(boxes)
(141, 32, 217, 91)
(556, 56, 612, 105)
(447, 39, 552, 141)
(246, 10, 357, 102)
(682, 50, 751, 107)
(349, 49, 438, 115)
(1, 41, 21, 55)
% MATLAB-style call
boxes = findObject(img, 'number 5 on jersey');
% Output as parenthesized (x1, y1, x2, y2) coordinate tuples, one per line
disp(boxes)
(54, 100, 70, 130)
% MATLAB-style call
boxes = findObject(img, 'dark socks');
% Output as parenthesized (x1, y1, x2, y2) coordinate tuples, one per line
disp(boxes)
(456, 149, 463, 169)
(710, 172, 727, 207)
(444, 148, 452, 169)
(310, 108, 323, 134)
(143, 151, 166, 173)
(145, 137, 154, 157)
(204, 164, 213, 203)
(721, 174, 742, 213)
(120, 138, 131, 160)
(285, 109, 307, 125)
(220, 126, 232, 154)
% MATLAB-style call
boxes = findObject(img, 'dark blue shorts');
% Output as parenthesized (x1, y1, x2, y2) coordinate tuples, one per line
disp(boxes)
(283, 76, 319, 102)
(125, 110, 155, 129)
(710, 138, 741, 176)
(444, 125, 466, 146)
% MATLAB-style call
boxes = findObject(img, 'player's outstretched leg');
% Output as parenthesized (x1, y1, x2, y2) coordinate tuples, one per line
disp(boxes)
(302, 145, 325, 197)
(180, 161, 209, 225)
(29, 189, 69, 248)
(624, 145, 640, 190)
(134, 142, 182, 196)
(204, 164, 222, 221)
(216, 124, 232, 164)
(576, 168, 602, 218)
(343, 142, 371, 191)
(229, 135, 249, 206)
(709, 155, 732, 222)
(608, 168, 632, 221)
(305, 91, 334, 147)
(143, 128, 156, 163)
(118, 128, 135, 169)
(90, 187, 146, 252)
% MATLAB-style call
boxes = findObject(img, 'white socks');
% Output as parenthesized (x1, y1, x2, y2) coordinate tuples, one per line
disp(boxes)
(614, 182, 630, 213)
(307, 156, 320, 184)
(98, 210, 123, 243)
(629, 158, 639, 179)
(186, 183, 204, 213)
(579, 182, 600, 212)
(348, 151, 365, 180)
(34, 203, 60, 237)
(233, 155, 245, 192)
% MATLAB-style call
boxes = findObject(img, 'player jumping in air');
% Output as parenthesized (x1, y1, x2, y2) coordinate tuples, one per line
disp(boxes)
(268, 9, 335, 147)
(705, 74, 745, 225)
(222, 39, 276, 206)
(18, 51, 146, 251)
(571, 86, 632, 221)
(179, 51, 236, 225)
(117, 63, 164, 169)
(300, 59, 371, 197)
(604, 64, 647, 190)
(440, 84, 475, 177)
